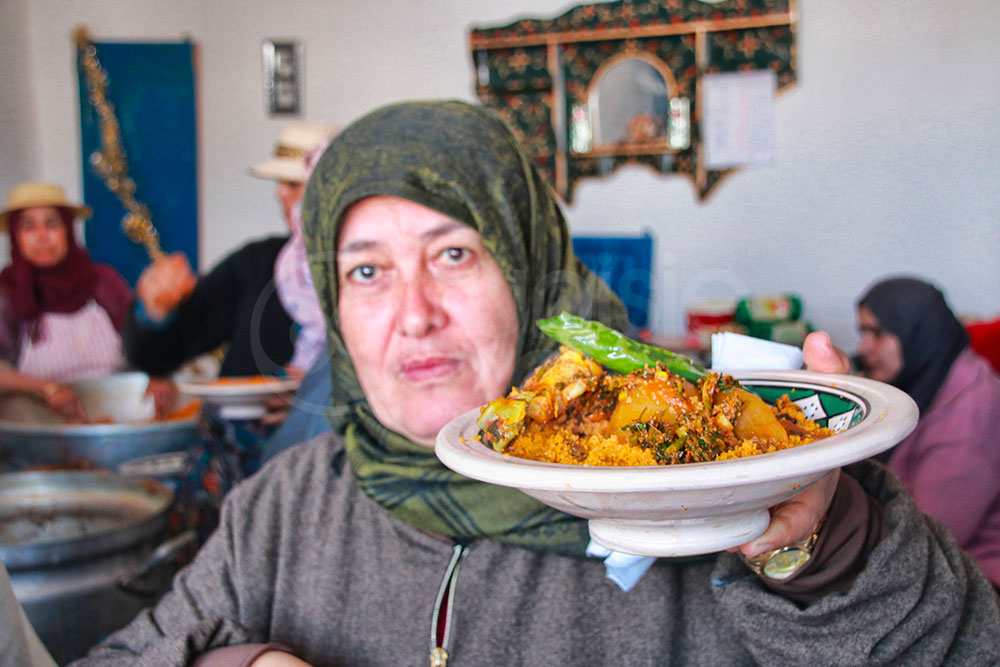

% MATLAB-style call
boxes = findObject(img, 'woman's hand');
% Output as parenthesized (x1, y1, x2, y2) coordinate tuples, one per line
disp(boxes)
(259, 391, 294, 427)
(40, 383, 85, 421)
(736, 469, 838, 557)
(734, 331, 851, 557)
(145, 377, 178, 419)
(802, 331, 851, 375)
(249, 651, 313, 666)
(257, 366, 305, 427)
(137, 252, 197, 322)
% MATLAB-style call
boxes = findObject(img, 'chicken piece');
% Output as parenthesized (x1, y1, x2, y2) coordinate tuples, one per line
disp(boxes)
(518, 347, 604, 423)
(478, 346, 603, 451)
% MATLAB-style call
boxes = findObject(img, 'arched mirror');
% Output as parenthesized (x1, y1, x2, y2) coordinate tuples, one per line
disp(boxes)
(590, 58, 670, 148)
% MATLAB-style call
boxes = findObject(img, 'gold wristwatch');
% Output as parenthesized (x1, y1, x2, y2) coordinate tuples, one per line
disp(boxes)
(742, 516, 826, 581)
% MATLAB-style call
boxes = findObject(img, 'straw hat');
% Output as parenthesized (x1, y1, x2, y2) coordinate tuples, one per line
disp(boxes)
(249, 122, 339, 183)
(0, 182, 92, 230)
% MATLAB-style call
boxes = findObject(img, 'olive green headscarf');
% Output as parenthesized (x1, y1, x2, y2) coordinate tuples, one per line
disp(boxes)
(302, 100, 628, 557)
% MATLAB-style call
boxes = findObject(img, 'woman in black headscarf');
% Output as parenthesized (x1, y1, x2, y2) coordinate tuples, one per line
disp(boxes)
(857, 276, 1000, 586)
(75, 103, 1000, 666)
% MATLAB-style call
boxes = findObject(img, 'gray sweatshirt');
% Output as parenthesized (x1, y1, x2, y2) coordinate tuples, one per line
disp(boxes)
(74, 434, 1000, 666)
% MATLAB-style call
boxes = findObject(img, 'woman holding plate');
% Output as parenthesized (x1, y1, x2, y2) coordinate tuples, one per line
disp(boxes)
(74, 102, 1000, 666)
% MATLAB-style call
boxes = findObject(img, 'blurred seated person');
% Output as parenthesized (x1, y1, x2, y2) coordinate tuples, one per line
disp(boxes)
(273, 134, 336, 381)
(259, 135, 338, 445)
(123, 122, 338, 381)
(856, 275, 1000, 587)
(121, 124, 336, 534)
(0, 182, 171, 420)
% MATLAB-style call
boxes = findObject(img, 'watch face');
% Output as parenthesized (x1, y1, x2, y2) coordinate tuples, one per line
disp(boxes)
(762, 547, 810, 580)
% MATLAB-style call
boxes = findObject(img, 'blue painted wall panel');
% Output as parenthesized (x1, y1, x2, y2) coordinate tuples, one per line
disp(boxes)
(573, 233, 653, 329)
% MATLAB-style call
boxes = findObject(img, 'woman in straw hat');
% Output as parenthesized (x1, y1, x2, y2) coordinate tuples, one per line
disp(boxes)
(116, 124, 337, 540)
(0, 181, 134, 418)
(123, 121, 337, 384)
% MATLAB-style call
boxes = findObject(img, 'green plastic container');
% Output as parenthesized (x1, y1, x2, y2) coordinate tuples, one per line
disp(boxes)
(734, 294, 803, 324)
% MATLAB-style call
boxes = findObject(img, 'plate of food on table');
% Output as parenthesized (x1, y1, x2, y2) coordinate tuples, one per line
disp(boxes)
(436, 312, 918, 557)
(177, 375, 301, 419)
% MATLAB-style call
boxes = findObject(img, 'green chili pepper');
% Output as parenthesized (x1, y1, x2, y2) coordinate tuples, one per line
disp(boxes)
(536, 312, 707, 382)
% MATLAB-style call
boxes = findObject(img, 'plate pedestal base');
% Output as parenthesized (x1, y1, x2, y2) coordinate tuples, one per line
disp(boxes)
(588, 509, 771, 557)
(218, 405, 267, 420)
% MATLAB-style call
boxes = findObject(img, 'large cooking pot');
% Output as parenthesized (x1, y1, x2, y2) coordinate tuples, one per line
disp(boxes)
(0, 372, 199, 472)
(0, 471, 192, 665)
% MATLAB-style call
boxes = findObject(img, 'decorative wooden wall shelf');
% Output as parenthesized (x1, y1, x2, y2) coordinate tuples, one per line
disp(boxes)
(469, 0, 797, 202)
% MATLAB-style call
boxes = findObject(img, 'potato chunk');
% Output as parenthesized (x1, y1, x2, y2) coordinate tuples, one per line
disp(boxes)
(730, 388, 789, 446)
(609, 375, 692, 437)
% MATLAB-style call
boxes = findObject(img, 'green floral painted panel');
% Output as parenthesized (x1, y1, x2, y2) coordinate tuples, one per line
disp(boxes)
(471, 0, 793, 41)
(470, 0, 797, 201)
(743, 381, 868, 434)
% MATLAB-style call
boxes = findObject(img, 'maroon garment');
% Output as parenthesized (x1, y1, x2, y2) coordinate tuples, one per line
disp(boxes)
(90, 264, 130, 332)
(0, 209, 130, 339)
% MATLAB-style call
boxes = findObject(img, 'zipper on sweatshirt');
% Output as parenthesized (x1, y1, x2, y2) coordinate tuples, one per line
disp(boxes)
(430, 542, 469, 667)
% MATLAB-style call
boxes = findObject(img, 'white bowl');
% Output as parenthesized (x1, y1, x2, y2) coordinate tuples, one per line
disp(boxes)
(435, 370, 918, 557)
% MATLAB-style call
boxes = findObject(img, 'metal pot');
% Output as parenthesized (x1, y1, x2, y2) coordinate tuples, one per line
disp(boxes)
(0, 471, 192, 665)
(0, 372, 199, 472)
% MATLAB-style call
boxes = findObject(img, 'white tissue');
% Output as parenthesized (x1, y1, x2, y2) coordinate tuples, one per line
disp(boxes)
(586, 541, 656, 592)
(711, 332, 803, 371)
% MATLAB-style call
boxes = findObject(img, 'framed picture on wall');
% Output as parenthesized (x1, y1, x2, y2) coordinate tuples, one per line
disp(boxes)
(262, 40, 301, 115)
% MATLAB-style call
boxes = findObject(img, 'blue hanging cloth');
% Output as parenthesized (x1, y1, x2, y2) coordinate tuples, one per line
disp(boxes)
(77, 41, 199, 286)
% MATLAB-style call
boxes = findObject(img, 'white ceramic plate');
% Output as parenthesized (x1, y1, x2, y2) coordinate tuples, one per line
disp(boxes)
(177, 377, 300, 419)
(435, 370, 918, 557)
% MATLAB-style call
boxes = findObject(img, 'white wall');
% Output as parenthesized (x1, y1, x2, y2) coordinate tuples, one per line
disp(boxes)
(0, 0, 39, 260)
(0, 1, 38, 185)
(3, 0, 998, 350)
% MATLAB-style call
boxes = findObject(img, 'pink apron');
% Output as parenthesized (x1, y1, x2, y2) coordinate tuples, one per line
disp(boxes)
(18, 300, 126, 382)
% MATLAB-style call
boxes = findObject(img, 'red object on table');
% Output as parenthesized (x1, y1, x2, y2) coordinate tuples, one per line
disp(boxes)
(966, 318, 1000, 374)
(685, 298, 738, 352)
